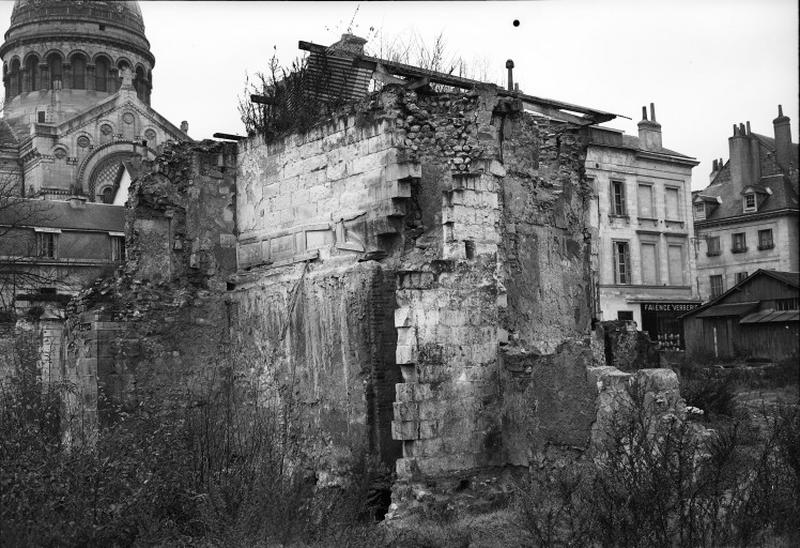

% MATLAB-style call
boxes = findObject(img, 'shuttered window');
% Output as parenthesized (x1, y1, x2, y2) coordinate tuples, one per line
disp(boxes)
(667, 244, 684, 285)
(638, 184, 653, 218)
(641, 243, 658, 284)
(665, 187, 680, 220)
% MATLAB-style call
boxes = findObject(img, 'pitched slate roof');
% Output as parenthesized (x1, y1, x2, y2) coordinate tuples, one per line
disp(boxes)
(697, 133, 799, 221)
(620, 134, 695, 159)
(0, 198, 124, 232)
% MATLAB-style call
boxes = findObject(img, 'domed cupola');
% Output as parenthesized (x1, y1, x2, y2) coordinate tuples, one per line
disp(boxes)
(1, 0, 154, 128)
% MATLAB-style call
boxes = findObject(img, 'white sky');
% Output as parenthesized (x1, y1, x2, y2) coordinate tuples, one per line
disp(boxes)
(1, 0, 797, 190)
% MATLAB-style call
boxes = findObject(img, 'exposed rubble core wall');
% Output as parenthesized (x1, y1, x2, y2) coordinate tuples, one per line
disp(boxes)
(62, 141, 238, 437)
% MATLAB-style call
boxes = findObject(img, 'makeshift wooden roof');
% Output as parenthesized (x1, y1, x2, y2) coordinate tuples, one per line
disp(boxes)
(297, 39, 624, 126)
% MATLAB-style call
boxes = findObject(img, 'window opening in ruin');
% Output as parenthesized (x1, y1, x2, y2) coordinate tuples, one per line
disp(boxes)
(40, 287, 56, 295)
(617, 310, 634, 321)
(706, 236, 721, 256)
(743, 193, 756, 212)
(611, 181, 626, 216)
(758, 229, 774, 250)
(731, 232, 747, 253)
(735, 271, 748, 284)
(36, 232, 57, 258)
(110, 236, 125, 262)
(464, 240, 475, 259)
(37, 110, 45, 123)
(613, 241, 630, 284)
(710, 274, 724, 298)
(776, 298, 799, 311)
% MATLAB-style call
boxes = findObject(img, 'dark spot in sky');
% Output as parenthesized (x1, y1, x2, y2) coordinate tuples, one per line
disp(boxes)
(513, 19, 520, 27)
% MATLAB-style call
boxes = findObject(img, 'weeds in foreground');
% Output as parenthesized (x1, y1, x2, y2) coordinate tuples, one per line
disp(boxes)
(515, 383, 800, 548)
(0, 368, 391, 547)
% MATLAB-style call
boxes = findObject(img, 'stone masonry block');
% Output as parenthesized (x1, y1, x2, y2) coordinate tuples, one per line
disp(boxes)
(588, 366, 632, 393)
(418, 400, 442, 420)
(394, 306, 414, 328)
(395, 457, 418, 478)
(392, 420, 419, 440)
(396, 382, 432, 402)
(418, 419, 439, 440)
(396, 344, 418, 365)
(396, 326, 417, 347)
(413, 437, 444, 457)
(635, 368, 679, 392)
(393, 401, 419, 421)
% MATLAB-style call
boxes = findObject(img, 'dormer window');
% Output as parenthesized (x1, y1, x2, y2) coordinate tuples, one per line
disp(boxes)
(743, 192, 756, 212)
(694, 202, 706, 220)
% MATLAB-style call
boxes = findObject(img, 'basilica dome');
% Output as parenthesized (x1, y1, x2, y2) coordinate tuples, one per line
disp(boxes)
(1, 0, 154, 112)
(8, 0, 146, 38)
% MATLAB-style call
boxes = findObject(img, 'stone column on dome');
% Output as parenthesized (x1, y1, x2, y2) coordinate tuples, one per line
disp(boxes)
(86, 64, 95, 91)
(39, 63, 49, 91)
(109, 68, 118, 93)
(63, 63, 71, 90)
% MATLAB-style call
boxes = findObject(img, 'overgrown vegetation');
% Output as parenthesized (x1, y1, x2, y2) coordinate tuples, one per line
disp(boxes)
(515, 382, 800, 547)
(0, 346, 391, 547)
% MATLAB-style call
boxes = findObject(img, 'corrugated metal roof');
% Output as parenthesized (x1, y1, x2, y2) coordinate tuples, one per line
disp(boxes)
(740, 309, 799, 324)
(695, 301, 759, 318)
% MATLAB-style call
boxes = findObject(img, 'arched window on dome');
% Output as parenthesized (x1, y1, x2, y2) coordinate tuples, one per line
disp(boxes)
(11, 58, 21, 97)
(47, 53, 63, 88)
(71, 53, 87, 90)
(24, 55, 39, 92)
(134, 66, 145, 101)
(95, 56, 110, 92)
(115, 60, 130, 93)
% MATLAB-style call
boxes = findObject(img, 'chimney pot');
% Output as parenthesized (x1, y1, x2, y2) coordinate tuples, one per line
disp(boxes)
(641, 106, 648, 121)
(649, 102, 656, 122)
(746, 121, 751, 135)
(505, 59, 514, 91)
(778, 104, 784, 117)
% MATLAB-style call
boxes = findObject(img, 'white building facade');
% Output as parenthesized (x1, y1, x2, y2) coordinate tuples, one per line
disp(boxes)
(586, 104, 701, 349)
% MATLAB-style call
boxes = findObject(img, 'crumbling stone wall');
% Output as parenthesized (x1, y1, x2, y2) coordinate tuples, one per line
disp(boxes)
(63, 140, 238, 433)
(233, 85, 604, 492)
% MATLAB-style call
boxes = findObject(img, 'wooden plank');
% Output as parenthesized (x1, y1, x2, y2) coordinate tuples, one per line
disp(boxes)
(298, 39, 623, 123)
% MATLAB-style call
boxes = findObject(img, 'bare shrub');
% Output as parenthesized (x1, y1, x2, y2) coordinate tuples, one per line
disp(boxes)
(515, 381, 800, 547)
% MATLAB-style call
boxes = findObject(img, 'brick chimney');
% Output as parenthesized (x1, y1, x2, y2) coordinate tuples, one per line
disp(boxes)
(773, 104, 794, 171)
(709, 157, 724, 182)
(729, 122, 753, 193)
(637, 103, 662, 151)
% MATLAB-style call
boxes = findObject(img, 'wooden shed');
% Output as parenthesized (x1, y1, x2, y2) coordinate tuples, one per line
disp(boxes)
(681, 270, 799, 361)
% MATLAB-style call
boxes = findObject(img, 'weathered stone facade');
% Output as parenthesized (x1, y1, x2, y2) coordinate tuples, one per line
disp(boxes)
(229, 84, 606, 505)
